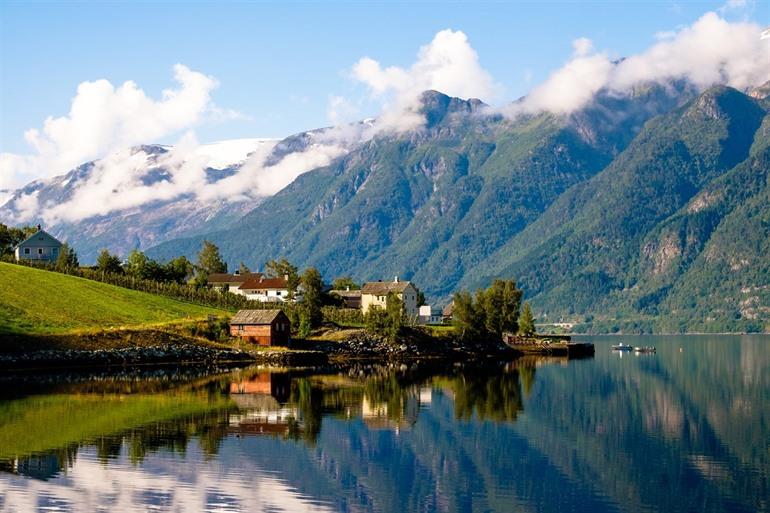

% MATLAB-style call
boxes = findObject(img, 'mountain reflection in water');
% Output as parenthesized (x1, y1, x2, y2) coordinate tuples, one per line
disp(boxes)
(0, 335, 768, 512)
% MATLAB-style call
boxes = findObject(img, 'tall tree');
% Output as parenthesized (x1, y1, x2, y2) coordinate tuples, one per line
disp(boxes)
(453, 279, 523, 342)
(195, 240, 227, 286)
(96, 249, 123, 274)
(384, 292, 406, 341)
(55, 243, 79, 271)
(264, 257, 299, 299)
(452, 290, 482, 341)
(300, 267, 324, 328)
(238, 262, 251, 275)
(125, 249, 149, 279)
(518, 302, 536, 336)
(165, 256, 194, 284)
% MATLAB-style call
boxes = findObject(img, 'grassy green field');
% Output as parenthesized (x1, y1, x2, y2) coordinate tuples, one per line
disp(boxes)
(0, 263, 227, 336)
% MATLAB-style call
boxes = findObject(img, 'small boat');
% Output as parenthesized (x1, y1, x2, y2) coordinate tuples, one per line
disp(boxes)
(634, 346, 656, 353)
(611, 343, 633, 351)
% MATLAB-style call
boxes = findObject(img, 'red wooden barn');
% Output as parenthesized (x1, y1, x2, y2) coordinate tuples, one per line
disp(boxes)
(230, 309, 291, 346)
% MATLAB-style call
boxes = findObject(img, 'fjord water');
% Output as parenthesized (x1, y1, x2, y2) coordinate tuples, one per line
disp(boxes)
(0, 335, 767, 512)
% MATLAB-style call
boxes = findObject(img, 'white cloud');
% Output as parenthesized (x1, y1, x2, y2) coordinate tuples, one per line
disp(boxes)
(5, 130, 350, 224)
(0, 64, 227, 190)
(342, 29, 500, 131)
(572, 37, 594, 57)
(511, 12, 769, 116)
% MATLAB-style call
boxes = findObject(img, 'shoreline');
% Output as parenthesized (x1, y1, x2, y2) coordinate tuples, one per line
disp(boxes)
(0, 326, 593, 371)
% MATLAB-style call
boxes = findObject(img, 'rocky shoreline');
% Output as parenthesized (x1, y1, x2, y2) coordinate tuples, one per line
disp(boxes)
(0, 327, 580, 371)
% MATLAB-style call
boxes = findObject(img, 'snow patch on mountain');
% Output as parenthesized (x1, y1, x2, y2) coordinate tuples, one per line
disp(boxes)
(191, 138, 279, 169)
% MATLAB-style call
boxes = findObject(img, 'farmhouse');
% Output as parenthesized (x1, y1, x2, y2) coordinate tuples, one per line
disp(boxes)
(14, 226, 63, 263)
(238, 275, 294, 302)
(207, 271, 262, 294)
(361, 278, 420, 318)
(229, 309, 291, 346)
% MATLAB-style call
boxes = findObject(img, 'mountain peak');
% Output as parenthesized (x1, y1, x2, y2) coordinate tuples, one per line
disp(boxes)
(418, 90, 487, 128)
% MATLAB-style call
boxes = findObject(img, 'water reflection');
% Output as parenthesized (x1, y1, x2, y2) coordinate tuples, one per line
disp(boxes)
(0, 336, 767, 513)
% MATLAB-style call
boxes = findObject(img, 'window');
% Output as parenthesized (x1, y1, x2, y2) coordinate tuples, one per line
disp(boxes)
(52, 248, 58, 256)
(24, 248, 30, 255)
(38, 248, 43, 255)
(276, 291, 282, 296)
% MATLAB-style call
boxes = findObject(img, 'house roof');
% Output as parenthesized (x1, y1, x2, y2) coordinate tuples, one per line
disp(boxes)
(361, 281, 414, 295)
(443, 302, 454, 316)
(239, 276, 289, 290)
(230, 309, 286, 325)
(14, 229, 63, 250)
(330, 289, 362, 298)
(208, 272, 262, 284)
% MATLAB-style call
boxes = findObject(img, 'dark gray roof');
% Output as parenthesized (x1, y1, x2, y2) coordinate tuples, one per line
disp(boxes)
(361, 281, 414, 295)
(15, 229, 62, 250)
(230, 309, 285, 325)
(330, 289, 362, 297)
(208, 272, 262, 284)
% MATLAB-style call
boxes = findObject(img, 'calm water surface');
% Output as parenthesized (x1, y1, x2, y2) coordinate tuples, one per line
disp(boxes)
(0, 335, 768, 512)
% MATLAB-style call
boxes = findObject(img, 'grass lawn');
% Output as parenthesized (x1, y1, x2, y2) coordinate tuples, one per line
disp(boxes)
(0, 263, 227, 336)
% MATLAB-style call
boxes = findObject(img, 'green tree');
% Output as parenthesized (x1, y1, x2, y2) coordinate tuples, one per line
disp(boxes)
(238, 262, 251, 275)
(453, 279, 524, 342)
(452, 290, 484, 341)
(482, 279, 523, 340)
(417, 291, 426, 308)
(331, 276, 359, 290)
(364, 307, 389, 336)
(96, 249, 123, 274)
(300, 267, 324, 328)
(384, 292, 405, 341)
(195, 240, 227, 286)
(264, 257, 299, 299)
(165, 256, 194, 284)
(0, 223, 36, 257)
(518, 302, 536, 336)
(55, 243, 79, 271)
(125, 249, 149, 279)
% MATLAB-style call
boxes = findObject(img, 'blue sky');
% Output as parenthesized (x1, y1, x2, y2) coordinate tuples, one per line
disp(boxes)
(0, 0, 768, 192)
(2, 0, 765, 151)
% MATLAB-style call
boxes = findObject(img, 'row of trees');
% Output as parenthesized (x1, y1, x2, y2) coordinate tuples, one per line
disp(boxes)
(453, 279, 535, 342)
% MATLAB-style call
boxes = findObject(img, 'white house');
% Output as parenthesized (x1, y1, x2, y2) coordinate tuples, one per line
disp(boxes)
(14, 226, 63, 263)
(238, 276, 295, 302)
(417, 305, 443, 325)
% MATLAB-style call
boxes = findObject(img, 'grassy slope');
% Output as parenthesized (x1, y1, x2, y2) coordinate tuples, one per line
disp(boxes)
(0, 263, 226, 336)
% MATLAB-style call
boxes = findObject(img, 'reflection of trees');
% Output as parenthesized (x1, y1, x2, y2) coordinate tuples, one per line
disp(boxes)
(288, 378, 323, 445)
(451, 369, 524, 422)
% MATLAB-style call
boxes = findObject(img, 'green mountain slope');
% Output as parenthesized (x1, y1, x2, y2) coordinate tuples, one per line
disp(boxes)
(149, 87, 688, 297)
(467, 86, 768, 332)
(0, 263, 223, 336)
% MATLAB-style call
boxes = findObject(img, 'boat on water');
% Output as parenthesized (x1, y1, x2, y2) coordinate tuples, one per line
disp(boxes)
(611, 343, 633, 351)
(634, 346, 656, 353)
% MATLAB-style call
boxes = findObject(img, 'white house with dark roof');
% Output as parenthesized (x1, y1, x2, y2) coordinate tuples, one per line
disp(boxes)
(361, 277, 420, 318)
(14, 226, 63, 263)
(207, 271, 263, 295)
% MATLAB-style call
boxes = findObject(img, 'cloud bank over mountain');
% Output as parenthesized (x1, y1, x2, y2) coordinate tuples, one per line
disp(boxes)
(514, 12, 768, 115)
(0, 65, 233, 190)
(2, 10, 768, 226)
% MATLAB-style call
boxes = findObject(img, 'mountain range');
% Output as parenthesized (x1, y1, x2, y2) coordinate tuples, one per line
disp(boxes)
(2, 81, 769, 333)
